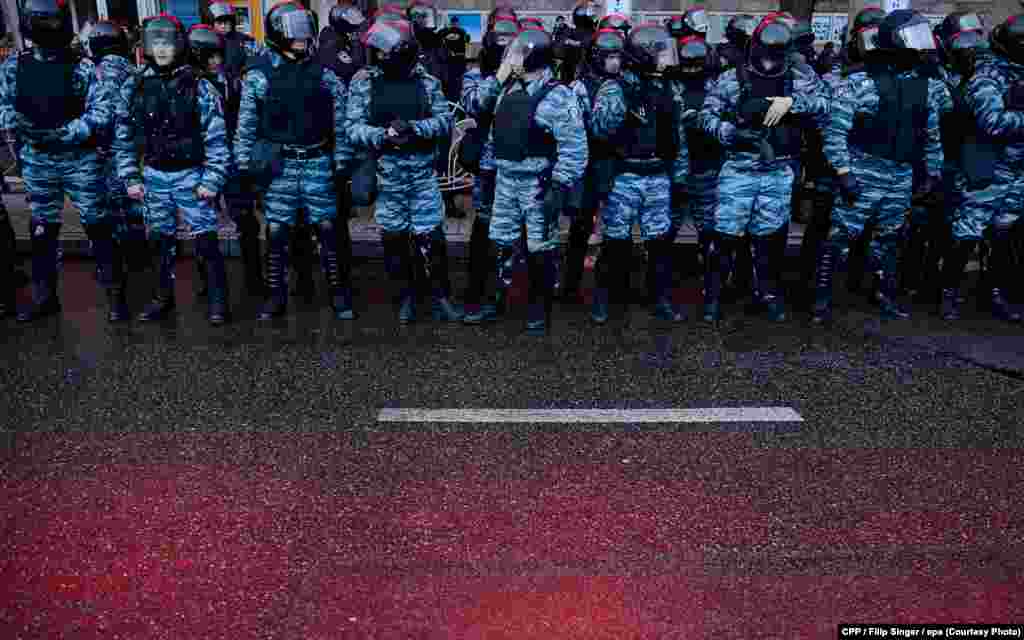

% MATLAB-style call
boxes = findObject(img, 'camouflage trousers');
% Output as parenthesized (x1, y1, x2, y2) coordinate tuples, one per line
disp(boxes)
(21, 145, 106, 226)
(712, 157, 794, 238)
(603, 171, 672, 241)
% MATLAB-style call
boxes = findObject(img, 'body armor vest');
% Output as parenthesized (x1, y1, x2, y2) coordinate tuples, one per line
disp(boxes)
(137, 68, 204, 171)
(613, 79, 677, 170)
(737, 68, 802, 160)
(15, 52, 86, 131)
(946, 79, 998, 188)
(370, 76, 433, 154)
(255, 59, 332, 146)
(850, 69, 928, 165)
(681, 77, 722, 173)
(493, 81, 560, 162)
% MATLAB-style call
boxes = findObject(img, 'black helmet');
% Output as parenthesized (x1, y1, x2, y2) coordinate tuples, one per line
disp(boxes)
(991, 14, 1024, 66)
(88, 19, 130, 60)
(792, 18, 815, 50)
(853, 6, 887, 34)
(142, 14, 187, 69)
(207, 1, 236, 28)
(187, 23, 225, 68)
(503, 28, 553, 73)
(598, 13, 631, 35)
(936, 13, 988, 60)
(19, 0, 74, 50)
(590, 27, 625, 77)
(329, 5, 365, 34)
(748, 15, 792, 77)
(725, 14, 757, 49)
(519, 17, 545, 32)
(626, 24, 677, 75)
(679, 6, 710, 40)
(363, 19, 419, 78)
(265, 1, 317, 57)
(879, 10, 936, 52)
(677, 35, 709, 76)
(572, 1, 601, 31)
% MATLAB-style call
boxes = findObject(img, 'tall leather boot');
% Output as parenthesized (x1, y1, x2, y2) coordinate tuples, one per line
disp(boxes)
(901, 220, 927, 296)
(197, 232, 229, 326)
(316, 220, 354, 320)
(257, 224, 290, 320)
(17, 221, 62, 322)
(382, 231, 416, 324)
(591, 238, 626, 325)
(0, 204, 17, 317)
(651, 234, 685, 322)
(87, 220, 129, 323)
(988, 229, 1023, 323)
(525, 250, 547, 335)
(918, 213, 950, 304)
(122, 213, 150, 273)
(415, 227, 463, 322)
(811, 241, 838, 326)
(752, 232, 787, 322)
(463, 216, 498, 324)
(492, 241, 517, 321)
(563, 208, 594, 304)
(194, 253, 209, 298)
(770, 221, 789, 300)
(236, 212, 264, 297)
(290, 216, 316, 303)
(799, 189, 835, 309)
(138, 234, 177, 321)
(702, 231, 725, 324)
(939, 238, 975, 321)
(847, 225, 871, 295)
(729, 234, 754, 303)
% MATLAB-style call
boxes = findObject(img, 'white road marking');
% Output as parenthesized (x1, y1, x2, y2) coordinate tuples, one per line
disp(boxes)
(377, 408, 804, 423)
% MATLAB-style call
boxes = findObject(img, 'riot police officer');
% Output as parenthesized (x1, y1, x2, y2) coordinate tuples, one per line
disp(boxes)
(1, 0, 117, 323)
(701, 14, 829, 324)
(558, 0, 602, 83)
(346, 19, 461, 324)
(319, 2, 368, 76)
(814, 10, 950, 325)
(717, 14, 757, 72)
(207, 1, 266, 78)
(115, 14, 231, 325)
(234, 1, 354, 321)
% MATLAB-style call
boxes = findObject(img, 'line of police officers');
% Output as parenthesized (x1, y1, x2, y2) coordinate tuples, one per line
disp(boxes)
(1, 0, 1022, 335)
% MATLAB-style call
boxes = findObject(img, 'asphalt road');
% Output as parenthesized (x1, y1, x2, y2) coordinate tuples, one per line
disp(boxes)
(2, 256, 1022, 638)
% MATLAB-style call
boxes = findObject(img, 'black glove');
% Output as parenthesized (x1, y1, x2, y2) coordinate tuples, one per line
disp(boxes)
(1006, 82, 1024, 111)
(738, 97, 771, 126)
(384, 120, 414, 149)
(542, 181, 570, 238)
(670, 182, 689, 212)
(837, 172, 859, 206)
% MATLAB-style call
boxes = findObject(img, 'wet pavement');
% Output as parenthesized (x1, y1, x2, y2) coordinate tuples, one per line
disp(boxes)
(2, 256, 1023, 638)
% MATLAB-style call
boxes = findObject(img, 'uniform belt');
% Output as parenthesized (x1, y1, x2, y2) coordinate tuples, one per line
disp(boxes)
(280, 142, 330, 159)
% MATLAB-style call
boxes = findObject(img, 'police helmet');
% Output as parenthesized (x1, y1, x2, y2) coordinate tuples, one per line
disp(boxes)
(853, 6, 887, 34)
(207, 1, 236, 29)
(748, 15, 793, 78)
(142, 14, 187, 69)
(626, 24, 677, 75)
(878, 10, 936, 52)
(590, 27, 625, 77)
(88, 19, 130, 60)
(363, 19, 420, 78)
(519, 16, 545, 32)
(677, 35, 709, 76)
(19, 0, 74, 50)
(991, 14, 1024, 66)
(503, 28, 554, 73)
(487, 4, 518, 31)
(329, 5, 366, 35)
(572, 1, 601, 31)
(373, 4, 407, 25)
(187, 24, 225, 69)
(407, 0, 438, 33)
(265, 1, 317, 57)
(598, 13, 631, 35)
(725, 14, 757, 49)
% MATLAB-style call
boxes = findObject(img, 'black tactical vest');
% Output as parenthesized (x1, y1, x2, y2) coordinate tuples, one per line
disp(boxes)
(223, 32, 250, 78)
(850, 69, 928, 165)
(738, 68, 802, 159)
(613, 79, 677, 167)
(493, 81, 560, 162)
(137, 68, 205, 171)
(946, 79, 999, 188)
(15, 52, 86, 131)
(370, 76, 433, 153)
(254, 59, 332, 146)
(681, 76, 722, 173)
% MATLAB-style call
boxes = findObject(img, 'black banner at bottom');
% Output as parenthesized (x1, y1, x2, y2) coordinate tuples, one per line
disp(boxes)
(839, 625, 1023, 639)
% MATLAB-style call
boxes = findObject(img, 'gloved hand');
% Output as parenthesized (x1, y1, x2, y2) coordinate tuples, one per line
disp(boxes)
(1006, 82, 1024, 111)
(837, 171, 859, 206)
(738, 97, 771, 126)
(542, 180, 570, 238)
(670, 182, 689, 212)
(384, 120, 414, 149)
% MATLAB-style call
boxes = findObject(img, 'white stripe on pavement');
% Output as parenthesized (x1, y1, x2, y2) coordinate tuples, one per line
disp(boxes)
(377, 408, 804, 423)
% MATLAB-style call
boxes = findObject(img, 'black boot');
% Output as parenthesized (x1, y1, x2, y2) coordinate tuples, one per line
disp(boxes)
(382, 231, 416, 324)
(752, 232, 787, 322)
(846, 227, 870, 295)
(901, 221, 927, 296)
(194, 253, 209, 298)
(729, 234, 754, 303)
(877, 272, 911, 320)
(592, 239, 628, 325)
(491, 241, 517, 320)
(799, 190, 835, 310)
(236, 212, 264, 297)
(17, 221, 62, 323)
(415, 227, 463, 322)
(290, 217, 316, 303)
(918, 214, 950, 304)
(87, 221, 129, 323)
(317, 220, 354, 320)
(702, 231, 724, 324)
(526, 251, 547, 335)
(334, 215, 355, 319)
(0, 204, 17, 317)
(988, 229, 1023, 323)
(563, 209, 594, 304)
(257, 224, 290, 320)
(138, 234, 177, 321)
(811, 241, 838, 326)
(651, 235, 685, 322)
(197, 232, 229, 326)
(939, 239, 975, 321)
(122, 214, 150, 273)
(463, 215, 495, 324)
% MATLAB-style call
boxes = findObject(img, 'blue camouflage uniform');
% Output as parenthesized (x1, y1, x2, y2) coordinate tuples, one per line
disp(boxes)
(0, 48, 115, 320)
(700, 64, 829, 320)
(589, 70, 688, 322)
(822, 66, 948, 318)
(346, 61, 462, 322)
(462, 66, 498, 224)
(476, 67, 588, 332)
(675, 74, 719, 237)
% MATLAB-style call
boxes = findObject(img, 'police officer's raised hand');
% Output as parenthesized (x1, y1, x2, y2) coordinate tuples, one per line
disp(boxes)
(764, 97, 793, 127)
(126, 183, 146, 201)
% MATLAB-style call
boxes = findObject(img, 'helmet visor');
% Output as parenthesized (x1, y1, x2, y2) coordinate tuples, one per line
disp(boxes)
(276, 9, 316, 40)
(335, 6, 366, 29)
(894, 21, 936, 51)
